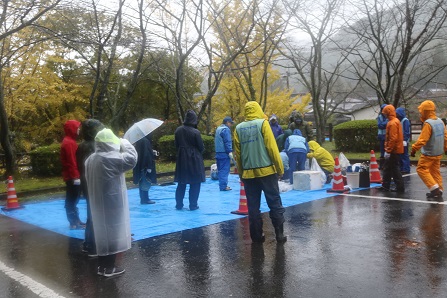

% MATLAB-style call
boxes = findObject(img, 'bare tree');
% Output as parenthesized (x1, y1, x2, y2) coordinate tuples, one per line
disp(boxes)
(280, 0, 355, 143)
(0, 0, 63, 177)
(342, 0, 447, 107)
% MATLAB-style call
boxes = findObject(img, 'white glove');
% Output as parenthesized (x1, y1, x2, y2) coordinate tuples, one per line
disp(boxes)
(403, 141, 407, 147)
(73, 179, 81, 185)
(153, 150, 159, 157)
(228, 152, 234, 160)
(384, 152, 390, 159)
(147, 169, 152, 173)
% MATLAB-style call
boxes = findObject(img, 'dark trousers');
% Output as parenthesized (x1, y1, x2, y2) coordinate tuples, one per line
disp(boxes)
(98, 254, 116, 270)
(65, 181, 81, 225)
(243, 174, 285, 241)
(84, 195, 95, 254)
(175, 183, 201, 209)
(382, 153, 404, 190)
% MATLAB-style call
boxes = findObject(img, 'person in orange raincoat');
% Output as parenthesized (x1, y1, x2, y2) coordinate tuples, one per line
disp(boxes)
(411, 100, 447, 200)
(378, 105, 405, 192)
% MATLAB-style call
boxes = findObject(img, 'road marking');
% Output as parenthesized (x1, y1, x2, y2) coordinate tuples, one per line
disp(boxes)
(0, 260, 66, 298)
(343, 193, 446, 205)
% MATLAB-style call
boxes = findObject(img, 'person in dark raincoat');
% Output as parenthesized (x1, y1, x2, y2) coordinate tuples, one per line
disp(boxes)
(76, 119, 104, 255)
(284, 129, 309, 184)
(60, 120, 83, 229)
(269, 114, 283, 139)
(276, 128, 292, 152)
(174, 110, 205, 210)
(133, 134, 157, 204)
(288, 110, 313, 142)
(85, 128, 137, 277)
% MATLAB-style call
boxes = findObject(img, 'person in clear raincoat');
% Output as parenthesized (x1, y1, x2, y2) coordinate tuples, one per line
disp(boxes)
(85, 128, 137, 277)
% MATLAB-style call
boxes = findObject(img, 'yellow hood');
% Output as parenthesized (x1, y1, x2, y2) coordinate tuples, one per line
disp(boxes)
(244, 101, 265, 121)
(308, 140, 320, 152)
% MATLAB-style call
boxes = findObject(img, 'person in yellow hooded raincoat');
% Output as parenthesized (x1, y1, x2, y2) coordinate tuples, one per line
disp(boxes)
(411, 100, 447, 200)
(307, 141, 334, 184)
(233, 101, 287, 243)
(378, 105, 404, 192)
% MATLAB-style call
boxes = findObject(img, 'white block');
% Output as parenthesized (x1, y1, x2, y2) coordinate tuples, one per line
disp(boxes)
(293, 170, 323, 191)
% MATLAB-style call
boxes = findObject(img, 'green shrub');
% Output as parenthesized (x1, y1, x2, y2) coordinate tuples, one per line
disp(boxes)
(29, 143, 62, 176)
(334, 120, 378, 152)
(158, 134, 215, 161)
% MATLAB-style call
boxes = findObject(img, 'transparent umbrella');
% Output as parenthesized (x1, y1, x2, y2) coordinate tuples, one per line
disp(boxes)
(123, 118, 164, 144)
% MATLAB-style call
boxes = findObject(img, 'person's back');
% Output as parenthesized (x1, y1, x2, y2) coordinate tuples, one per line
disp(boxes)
(234, 101, 287, 243)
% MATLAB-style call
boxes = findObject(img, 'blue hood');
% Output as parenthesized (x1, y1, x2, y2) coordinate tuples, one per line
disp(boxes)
(380, 104, 387, 112)
(395, 107, 406, 120)
(292, 129, 302, 136)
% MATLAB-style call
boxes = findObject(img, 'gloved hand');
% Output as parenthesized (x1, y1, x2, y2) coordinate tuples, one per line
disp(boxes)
(147, 169, 152, 174)
(228, 152, 234, 160)
(73, 179, 81, 185)
(384, 152, 390, 159)
(403, 141, 407, 147)
(410, 149, 416, 157)
(153, 150, 159, 157)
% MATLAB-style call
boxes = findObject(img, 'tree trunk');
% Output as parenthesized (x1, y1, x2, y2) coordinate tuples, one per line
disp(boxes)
(0, 70, 16, 178)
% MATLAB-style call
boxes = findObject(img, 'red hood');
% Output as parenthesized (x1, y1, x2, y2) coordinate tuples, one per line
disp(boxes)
(64, 120, 81, 139)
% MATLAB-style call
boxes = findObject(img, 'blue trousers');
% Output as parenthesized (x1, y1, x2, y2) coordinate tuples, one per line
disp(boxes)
(288, 152, 307, 184)
(175, 183, 201, 209)
(216, 157, 230, 190)
(399, 145, 411, 173)
(65, 181, 81, 226)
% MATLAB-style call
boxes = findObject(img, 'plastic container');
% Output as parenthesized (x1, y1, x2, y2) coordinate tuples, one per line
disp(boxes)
(293, 171, 323, 190)
(346, 172, 360, 188)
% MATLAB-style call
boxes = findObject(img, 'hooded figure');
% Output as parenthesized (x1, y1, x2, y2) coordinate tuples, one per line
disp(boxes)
(269, 114, 283, 139)
(377, 105, 404, 192)
(307, 140, 335, 183)
(76, 119, 104, 255)
(133, 134, 157, 204)
(174, 110, 205, 210)
(411, 100, 447, 200)
(85, 128, 137, 277)
(395, 107, 411, 173)
(377, 104, 389, 168)
(60, 120, 83, 229)
(276, 129, 292, 152)
(234, 101, 287, 243)
(287, 111, 313, 142)
(284, 129, 309, 184)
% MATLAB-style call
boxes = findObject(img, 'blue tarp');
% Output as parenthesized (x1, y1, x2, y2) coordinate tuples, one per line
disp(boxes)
(0, 175, 373, 241)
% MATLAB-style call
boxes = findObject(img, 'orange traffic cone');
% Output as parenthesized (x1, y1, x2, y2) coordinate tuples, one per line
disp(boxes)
(369, 150, 382, 183)
(231, 181, 248, 215)
(327, 157, 349, 193)
(2, 176, 24, 211)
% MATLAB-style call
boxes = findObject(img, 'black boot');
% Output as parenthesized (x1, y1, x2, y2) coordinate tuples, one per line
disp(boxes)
(427, 188, 443, 201)
(275, 225, 288, 243)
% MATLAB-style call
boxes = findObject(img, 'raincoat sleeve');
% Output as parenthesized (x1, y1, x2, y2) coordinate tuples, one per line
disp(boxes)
(402, 119, 411, 142)
(222, 127, 233, 153)
(233, 130, 242, 178)
(377, 115, 388, 129)
(444, 125, 447, 152)
(385, 121, 400, 153)
(120, 139, 138, 172)
(412, 122, 432, 152)
(284, 138, 290, 152)
(262, 121, 284, 176)
(61, 142, 80, 180)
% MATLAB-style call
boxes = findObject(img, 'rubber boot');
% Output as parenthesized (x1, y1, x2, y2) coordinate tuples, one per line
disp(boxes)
(275, 224, 288, 243)
(427, 188, 443, 201)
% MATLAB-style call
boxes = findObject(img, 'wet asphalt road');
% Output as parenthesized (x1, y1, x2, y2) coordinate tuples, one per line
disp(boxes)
(1, 171, 447, 297)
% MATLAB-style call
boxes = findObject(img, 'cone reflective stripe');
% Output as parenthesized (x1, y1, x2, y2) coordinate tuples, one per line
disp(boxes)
(369, 150, 382, 183)
(231, 181, 249, 215)
(2, 176, 24, 211)
(327, 157, 349, 193)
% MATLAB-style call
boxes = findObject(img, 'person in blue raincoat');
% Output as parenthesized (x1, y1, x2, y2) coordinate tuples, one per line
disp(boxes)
(269, 114, 283, 139)
(377, 104, 389, 169)
(284, 129, 309, 184)
(214, 116, 234, 191)
(85, 128, 137, 277)
(174, 110, 205, 210)
(396, 107, 411, 174)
